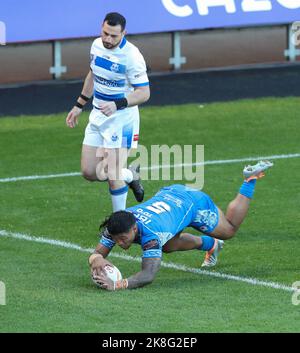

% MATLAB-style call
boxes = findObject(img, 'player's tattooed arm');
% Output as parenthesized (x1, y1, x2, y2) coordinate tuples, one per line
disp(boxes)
(94, 243, 111, 258)
(127, 258, 161, 289)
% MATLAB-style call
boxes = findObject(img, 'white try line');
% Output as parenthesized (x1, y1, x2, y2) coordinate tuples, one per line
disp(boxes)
(0, 153, 299, 183)
(0, 229, 295, 293)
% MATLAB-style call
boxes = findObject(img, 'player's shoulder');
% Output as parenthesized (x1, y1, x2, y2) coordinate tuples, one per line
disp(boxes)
(122, 39, 144, 57)
(91, 37, 103, 51)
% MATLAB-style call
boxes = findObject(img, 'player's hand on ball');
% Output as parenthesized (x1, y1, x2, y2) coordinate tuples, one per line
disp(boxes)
(90, 256, 111, 277)
(95, 272, 115, 291)
(91, 270, 103, 287)
(66, 106, 82, 128)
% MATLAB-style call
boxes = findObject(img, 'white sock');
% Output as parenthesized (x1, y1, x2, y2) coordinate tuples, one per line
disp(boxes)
(121, 168, 133, 184)
(110, 185, 129, 212)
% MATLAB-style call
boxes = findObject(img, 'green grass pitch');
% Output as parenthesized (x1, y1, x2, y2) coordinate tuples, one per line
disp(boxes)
(0, 97, 299, 332)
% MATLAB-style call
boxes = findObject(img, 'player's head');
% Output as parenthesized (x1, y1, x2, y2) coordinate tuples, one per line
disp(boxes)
(100, 211, 137, 249)
(101, 12, 126, 49)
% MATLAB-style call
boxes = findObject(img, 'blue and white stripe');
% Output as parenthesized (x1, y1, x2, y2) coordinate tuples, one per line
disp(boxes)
(142, 249, 162, 259)
(90, 37, 149, 106)
(94, 90, 125, 101)
(109, 185, 129, 196)
(94, 56, 126, 74)
(100, 236, 116, 250)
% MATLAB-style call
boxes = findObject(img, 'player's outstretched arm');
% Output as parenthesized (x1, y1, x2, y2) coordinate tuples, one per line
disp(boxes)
(97, 257, 161, 291)
(88, 243, 112, 276)
(126, 257, 161, 289)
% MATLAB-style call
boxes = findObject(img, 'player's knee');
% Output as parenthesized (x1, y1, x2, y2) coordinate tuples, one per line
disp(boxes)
(224, 225, 236, 239)
(162, 244, 174, 253)
(162, 248, 172, 253)
(81, 168, 98, 181)
(82, 170, 95, 181)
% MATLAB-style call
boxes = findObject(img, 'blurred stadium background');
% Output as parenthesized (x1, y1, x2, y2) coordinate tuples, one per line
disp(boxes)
(0, 0, 300, 334)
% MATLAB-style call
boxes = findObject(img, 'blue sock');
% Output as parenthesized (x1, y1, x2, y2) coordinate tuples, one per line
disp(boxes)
(239, 179, 257, 199)
(199, 236, 215, 251)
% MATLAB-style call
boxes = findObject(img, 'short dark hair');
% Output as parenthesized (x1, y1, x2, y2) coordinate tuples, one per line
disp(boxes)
(100, 211, 136, 236)
(103, 12, 126, 31)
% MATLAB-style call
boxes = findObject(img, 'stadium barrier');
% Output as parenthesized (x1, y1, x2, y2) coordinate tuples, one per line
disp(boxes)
(0, 0, 300, 79)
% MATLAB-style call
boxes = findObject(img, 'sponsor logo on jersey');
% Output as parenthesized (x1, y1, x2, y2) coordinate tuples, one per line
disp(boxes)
(94, 75, 125, 88)
(111, 134, 119, 142)
(133, 134, 139, 141)
(110, 63, 120, 73)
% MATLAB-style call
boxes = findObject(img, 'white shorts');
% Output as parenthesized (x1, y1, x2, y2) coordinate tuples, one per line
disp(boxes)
(83, 106, 140, 149)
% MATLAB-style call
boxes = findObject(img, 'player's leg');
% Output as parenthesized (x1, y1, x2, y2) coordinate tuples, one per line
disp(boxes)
(163, 232, 214, 253)
(211, 160, 274, 239)
(95, 147, 109, 181)
(211, 199, 249, 239)
(81, 144, 104, 181)
(90, 146, 143, 212)
(81, 109, 106, 181)
(102, 113, 143, 209)
(162, 232, 222, 268)
(105, 147, 144, 202)
(163, 232, 201, 252)
(201, 194, 254, 266)
(184, 160, 273, 266)
(121, 110, 144, 202)
(106, 147, 131, 212)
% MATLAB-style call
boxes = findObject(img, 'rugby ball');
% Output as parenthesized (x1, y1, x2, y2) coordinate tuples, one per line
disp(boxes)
(103, 264, 122, 282)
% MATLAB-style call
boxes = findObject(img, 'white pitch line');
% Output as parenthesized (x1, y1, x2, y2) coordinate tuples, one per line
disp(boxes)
(147, 153, 300, 171)
(0, 153, 299, 183)
(0, 229, 295, 293)
(0, 172, 81, 183)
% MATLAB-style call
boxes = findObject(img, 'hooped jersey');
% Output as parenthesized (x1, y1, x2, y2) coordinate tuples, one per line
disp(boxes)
(90, 37, 149, 108)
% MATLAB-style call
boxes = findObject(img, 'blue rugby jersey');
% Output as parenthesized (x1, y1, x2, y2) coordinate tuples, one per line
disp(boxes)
(100, 185, 209, 259)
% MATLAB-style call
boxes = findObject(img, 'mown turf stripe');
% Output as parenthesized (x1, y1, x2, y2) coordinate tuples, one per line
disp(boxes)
(0, 153, 299, 183)
(0, 229, 295, 293)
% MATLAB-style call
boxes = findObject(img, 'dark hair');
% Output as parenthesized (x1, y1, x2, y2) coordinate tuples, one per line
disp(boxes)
(104, 12, 126, 31)
(100, 211, 136, 236)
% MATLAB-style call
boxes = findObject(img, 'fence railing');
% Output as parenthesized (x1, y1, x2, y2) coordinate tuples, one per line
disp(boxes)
(1, 1, 300, 77)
